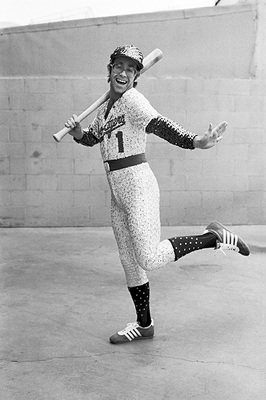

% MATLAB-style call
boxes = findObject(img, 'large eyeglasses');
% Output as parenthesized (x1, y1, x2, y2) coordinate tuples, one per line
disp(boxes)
(111, 63, 137, 78)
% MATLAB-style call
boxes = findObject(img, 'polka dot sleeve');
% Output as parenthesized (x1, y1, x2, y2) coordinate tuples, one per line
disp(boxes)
(145, 115, 197, 150)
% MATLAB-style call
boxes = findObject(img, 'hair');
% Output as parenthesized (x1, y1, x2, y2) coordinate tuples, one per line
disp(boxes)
(107, 63, 141, 87)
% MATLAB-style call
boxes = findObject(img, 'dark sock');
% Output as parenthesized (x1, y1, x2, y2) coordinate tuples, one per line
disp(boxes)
(169, 232, 217, 261)
(128, 282, 152, 328)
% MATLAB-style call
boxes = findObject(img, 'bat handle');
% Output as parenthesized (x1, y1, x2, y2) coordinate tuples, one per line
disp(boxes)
(53, 91, 110, 142)
(53, 126, 71, 142)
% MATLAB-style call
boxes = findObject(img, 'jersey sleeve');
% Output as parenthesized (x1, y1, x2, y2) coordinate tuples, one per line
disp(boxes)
(145, 115, 197, 149)
(124, 89, 158, 130)
(73, 127, 101, 147)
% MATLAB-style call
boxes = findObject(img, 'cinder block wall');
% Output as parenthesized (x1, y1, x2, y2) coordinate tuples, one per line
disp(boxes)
(0, 2, 265, 226)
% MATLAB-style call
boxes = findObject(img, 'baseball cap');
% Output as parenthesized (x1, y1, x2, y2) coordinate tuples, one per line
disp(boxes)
(110, 45, 144, 70)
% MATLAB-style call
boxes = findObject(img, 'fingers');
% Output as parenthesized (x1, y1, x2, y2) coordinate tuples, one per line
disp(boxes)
(210, 121, 228, 142)
(214, 121, 228, 135)
(65, 114, 79, 129)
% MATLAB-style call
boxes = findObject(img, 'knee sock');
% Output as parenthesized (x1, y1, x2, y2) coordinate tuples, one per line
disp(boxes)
(128, 282, 152, 328)
(169, 232, 217, 261)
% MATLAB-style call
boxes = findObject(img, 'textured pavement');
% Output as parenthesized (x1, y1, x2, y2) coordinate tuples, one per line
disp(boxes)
(1, 226, 265, 400)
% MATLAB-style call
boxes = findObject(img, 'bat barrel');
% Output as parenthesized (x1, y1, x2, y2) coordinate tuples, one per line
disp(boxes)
(141, 49, 163, 74)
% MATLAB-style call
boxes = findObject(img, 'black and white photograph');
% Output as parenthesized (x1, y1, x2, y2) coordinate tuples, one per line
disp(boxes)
(1, 1, 265, 399)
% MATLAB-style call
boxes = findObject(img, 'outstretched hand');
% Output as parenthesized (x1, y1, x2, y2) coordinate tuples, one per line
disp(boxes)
(194, 121, 228, 149)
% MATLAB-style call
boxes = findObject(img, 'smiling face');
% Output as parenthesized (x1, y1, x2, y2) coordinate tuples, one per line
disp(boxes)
(109, 56, 139, 100)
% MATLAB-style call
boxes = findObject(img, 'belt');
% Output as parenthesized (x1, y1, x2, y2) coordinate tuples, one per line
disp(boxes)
(104, 153, 147, 173)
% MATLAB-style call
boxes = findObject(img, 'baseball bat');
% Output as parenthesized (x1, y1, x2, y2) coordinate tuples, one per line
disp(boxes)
(53, 48, 163, 142)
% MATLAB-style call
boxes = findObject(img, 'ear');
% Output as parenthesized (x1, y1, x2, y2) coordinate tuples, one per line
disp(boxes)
(133, 70, 140, 87)
(107, 63, 112, 83)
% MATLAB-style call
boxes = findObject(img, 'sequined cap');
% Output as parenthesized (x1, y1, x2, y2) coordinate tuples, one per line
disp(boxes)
(110, 45, 144, 70)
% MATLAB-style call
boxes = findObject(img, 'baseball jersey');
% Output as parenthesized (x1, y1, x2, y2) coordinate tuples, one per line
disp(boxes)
(74, 87, 196, 158)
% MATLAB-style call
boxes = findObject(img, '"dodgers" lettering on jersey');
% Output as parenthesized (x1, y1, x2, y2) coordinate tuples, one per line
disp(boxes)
(100, 115, 126, 138)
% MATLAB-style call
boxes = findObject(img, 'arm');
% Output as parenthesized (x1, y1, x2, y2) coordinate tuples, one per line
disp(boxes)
(73, 128, 101, 147)
(65, 114, 100, 147)
(146, 116, 228, 150)
(145, 115, 196, 149)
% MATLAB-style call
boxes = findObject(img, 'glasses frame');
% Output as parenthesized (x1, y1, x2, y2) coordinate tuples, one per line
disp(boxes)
(111, 62, 137, 78)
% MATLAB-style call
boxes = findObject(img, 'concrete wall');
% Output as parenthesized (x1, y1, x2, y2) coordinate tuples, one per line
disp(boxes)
(0, 1, 265, 227)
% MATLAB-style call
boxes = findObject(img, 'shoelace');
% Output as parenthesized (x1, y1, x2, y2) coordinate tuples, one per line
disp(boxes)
(216, 229, 239, 256)
(118, 322, 142, 341)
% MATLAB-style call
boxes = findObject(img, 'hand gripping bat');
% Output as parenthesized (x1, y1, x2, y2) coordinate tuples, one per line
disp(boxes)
(53, 48, 163, 142)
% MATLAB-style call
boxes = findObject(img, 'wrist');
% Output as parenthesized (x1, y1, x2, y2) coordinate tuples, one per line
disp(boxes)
(193, 135, 201, 149)
(73, 128, 84, 141)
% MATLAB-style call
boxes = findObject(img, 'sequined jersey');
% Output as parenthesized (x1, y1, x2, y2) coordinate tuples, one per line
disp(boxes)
(73, 87, 198, 286)
(74, 88, 197, 157)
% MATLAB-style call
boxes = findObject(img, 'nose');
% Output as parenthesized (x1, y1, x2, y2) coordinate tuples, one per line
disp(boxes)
(120, 69, 127, 77)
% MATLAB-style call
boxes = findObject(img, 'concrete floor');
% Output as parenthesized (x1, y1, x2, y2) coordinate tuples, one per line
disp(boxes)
(0, 226, 265, 400)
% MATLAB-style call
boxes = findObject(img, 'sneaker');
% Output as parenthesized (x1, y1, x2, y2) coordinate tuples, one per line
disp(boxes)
(109, 320, 154, 344)
(204, 221, 250, 256)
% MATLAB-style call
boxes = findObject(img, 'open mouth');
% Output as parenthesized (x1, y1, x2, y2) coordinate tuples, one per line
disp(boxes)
(115, 77, 127, 86)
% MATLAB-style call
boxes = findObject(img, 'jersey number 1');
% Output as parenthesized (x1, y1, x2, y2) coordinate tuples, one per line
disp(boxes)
(116, 131, 124, 153)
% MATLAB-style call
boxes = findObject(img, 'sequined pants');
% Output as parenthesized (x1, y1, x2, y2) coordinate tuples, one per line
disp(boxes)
(107, 163, 175, 287)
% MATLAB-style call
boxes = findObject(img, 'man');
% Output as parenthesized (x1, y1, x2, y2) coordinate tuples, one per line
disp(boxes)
(65, 45, 250, 344)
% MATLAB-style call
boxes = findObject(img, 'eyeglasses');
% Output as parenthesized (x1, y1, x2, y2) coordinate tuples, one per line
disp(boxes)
(111, 63, 137, 78)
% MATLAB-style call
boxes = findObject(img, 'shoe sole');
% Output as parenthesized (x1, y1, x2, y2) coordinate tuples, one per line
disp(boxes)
(110, 335, 154, 344)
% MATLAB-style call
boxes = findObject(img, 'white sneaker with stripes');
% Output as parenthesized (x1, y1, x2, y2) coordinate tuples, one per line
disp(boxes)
(110, 320, 154, 344)
(204, 221, 250, 256)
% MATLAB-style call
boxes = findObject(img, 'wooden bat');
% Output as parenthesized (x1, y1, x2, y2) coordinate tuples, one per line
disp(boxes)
(53, 48, 163, 142)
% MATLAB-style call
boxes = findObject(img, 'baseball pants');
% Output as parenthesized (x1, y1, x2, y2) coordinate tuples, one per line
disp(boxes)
(107, 163, 175, 287)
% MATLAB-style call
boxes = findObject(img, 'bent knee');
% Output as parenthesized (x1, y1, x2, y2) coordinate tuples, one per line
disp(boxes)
(138, 258, 157, 272)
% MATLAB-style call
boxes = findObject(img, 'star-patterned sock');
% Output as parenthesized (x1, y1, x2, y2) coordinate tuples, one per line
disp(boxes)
(169, 232, 216, 261)
(128, 282, 152, 328)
